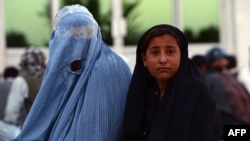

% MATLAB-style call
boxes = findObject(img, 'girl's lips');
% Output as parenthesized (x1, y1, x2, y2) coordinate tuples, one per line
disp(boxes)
(157, 67, 170, 72)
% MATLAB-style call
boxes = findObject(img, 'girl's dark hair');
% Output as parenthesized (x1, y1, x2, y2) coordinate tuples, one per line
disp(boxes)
(141, 27, 181, 54)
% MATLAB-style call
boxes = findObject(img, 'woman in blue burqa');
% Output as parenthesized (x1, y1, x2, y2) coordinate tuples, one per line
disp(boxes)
(13, 4, 131, 141)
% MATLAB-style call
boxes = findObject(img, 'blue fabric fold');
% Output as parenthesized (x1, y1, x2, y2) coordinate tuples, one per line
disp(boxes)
(13, 5, 131, 141)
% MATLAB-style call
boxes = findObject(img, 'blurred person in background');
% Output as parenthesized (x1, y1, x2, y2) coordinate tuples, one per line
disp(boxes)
(205, 47, 250, 140)
(224, 55, 250, 94)
(0, 56, 20, 141)
(205, 47, 250, 126)
(225, 55, 238, 79)
(4, 47, 46, 127)
(191, 54, 209, 75)
(0, 66, 19, 120)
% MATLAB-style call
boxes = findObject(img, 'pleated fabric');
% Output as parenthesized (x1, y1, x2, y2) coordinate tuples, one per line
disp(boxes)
(13, 5, 131, 141)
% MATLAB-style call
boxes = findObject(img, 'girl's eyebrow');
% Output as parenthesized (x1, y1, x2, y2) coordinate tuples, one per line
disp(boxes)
(165, 45, 176, 48)
(148, 45, 160, 49)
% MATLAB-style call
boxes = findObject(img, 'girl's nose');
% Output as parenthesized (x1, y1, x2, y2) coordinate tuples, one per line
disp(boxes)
(159, 53, 167, 63)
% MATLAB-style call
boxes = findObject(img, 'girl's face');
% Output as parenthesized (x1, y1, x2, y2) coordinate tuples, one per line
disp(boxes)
(142, 34, 181, 84)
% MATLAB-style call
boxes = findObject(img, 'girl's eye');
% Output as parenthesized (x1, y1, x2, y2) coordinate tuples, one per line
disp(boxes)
(70, 60, 82, 72)
(167, 50, 174, 55)
(151, 50, 159, 55)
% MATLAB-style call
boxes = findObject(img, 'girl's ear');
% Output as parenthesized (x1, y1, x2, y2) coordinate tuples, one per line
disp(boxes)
(142, 53, 147, 67)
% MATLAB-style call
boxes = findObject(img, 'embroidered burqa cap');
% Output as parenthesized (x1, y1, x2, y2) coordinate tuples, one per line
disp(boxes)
(14, 4, 131, 141)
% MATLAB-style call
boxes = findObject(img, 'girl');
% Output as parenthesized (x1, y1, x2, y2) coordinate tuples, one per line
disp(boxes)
(122, 24, 221, 141)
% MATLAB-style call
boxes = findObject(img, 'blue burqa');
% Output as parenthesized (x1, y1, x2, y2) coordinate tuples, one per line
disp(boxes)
(13, 5, 131, 141)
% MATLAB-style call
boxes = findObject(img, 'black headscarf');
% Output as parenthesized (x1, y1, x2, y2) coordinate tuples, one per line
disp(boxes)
(122, 24, 222, 141)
